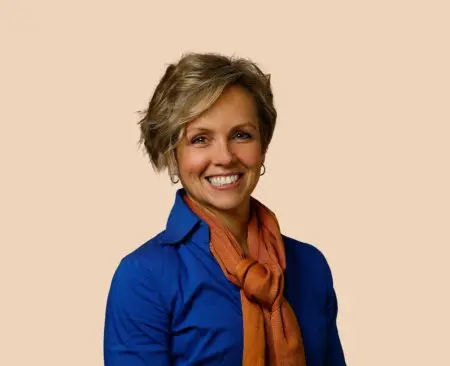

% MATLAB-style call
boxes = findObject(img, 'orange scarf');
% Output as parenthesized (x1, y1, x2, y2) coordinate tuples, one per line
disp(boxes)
(184, 195, 306, 365)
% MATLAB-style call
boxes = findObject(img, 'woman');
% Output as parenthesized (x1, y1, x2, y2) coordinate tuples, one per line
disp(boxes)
(104, 53, 346, 365)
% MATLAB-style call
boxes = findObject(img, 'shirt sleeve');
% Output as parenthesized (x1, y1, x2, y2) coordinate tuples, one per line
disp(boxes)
(103, 255, 171, 366)
(324, 263, 347, 365)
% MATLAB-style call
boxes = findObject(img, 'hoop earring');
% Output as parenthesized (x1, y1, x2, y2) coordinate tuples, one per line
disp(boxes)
(170, 174, 179, 184)
(260, 164, 266, 176)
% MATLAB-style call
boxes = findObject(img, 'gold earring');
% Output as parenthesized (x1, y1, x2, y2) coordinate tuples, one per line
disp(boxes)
(260, 164, 266, 176)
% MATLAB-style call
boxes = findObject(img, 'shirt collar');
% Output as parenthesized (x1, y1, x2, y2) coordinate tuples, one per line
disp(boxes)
(160, 188, 209, 245)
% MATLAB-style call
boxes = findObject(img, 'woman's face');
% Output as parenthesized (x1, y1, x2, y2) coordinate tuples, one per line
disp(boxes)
(175, 85, 265, 217)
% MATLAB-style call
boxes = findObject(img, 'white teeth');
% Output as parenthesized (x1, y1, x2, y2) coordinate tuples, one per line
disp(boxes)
(208, 174, 240, 187)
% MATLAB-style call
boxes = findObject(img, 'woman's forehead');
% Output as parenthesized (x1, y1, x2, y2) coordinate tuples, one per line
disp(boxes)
(186, 87, 258, 131)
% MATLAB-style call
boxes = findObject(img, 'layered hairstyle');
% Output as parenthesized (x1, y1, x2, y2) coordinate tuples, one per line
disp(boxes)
(138, 52, 277, 177)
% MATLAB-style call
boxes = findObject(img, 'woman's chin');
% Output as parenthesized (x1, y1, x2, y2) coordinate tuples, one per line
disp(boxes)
(204, 194, 249, 214)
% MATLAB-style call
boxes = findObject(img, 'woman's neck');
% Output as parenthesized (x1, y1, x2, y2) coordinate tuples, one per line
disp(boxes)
(200, 198, 251, 254)
(216, 206, 249, 249)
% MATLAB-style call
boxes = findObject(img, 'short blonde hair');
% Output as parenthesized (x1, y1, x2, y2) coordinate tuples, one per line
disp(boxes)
(138, 52, 277, 175)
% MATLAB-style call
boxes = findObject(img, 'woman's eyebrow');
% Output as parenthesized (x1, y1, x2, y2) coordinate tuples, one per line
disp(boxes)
(187, 127, 212, 134)
(187, 122, 257, 135)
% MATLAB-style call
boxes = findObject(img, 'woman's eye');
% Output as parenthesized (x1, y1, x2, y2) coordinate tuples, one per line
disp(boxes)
(191, 135, 207, 144)
(234, 131, 252, 140)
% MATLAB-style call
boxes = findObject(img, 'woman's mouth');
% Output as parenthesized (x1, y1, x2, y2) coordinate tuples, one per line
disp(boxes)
(206, 173, 243, 188)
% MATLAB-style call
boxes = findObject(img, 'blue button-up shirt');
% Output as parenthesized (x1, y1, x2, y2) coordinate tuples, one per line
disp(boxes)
(104, 189, 346, 365)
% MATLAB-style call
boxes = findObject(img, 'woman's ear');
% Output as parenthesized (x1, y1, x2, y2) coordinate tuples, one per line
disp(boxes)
(167, 151, 179, 176)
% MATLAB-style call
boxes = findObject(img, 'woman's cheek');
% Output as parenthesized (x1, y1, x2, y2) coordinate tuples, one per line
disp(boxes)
(239, 146, 264, 168)
(181, 151, 210, 175)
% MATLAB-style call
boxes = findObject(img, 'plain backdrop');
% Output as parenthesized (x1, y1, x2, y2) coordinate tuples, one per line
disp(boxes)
(1, 1, 449, 365)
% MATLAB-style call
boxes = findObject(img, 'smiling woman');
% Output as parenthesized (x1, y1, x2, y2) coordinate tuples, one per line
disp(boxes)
(175, 86, 264, 254)
(103, 53, 347, 366)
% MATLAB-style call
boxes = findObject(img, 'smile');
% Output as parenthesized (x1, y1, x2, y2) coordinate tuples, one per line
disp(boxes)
(206, 174, 243, 187)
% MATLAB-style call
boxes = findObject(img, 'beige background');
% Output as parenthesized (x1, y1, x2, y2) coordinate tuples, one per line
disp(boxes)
(1, 1, 449, 365)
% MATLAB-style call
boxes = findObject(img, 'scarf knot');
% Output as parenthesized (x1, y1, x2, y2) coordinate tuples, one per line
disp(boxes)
(235, 258, 283, 310)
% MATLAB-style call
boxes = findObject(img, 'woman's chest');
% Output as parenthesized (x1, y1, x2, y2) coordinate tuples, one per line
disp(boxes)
(168, 249, 329, 365)
(170, 251, 244, 365)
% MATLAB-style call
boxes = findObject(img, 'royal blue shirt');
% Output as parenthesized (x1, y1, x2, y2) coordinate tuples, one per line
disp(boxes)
(104, 189, 346, 365)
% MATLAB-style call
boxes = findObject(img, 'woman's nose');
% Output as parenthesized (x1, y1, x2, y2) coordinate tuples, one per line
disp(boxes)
(212, 140, 235, 166)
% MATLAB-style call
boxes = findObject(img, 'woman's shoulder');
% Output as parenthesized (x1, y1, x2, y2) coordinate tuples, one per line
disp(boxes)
(126, 231, 173, 260)
(111, 231, 179, 289)
(282, 235, 327, 261)
(282, 234, 334, 278)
